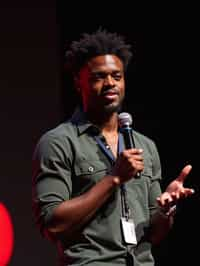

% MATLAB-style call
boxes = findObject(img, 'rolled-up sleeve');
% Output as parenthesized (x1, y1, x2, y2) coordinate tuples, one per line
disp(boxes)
(32, 132, 72, 231)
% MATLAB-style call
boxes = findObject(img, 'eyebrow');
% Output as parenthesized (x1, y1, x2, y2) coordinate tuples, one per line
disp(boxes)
(90, 69, 123, 75)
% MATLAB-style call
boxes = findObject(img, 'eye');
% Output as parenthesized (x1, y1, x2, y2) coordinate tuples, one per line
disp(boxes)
(90, 73, 105, 81)
(112, 74, 122, 81)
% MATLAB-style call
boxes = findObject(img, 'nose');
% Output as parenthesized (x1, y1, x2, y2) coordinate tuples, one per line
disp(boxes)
(103, 75, 115, 87)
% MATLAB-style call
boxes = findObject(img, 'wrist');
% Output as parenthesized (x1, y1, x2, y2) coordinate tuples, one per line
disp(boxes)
(103, 175, 121, 187)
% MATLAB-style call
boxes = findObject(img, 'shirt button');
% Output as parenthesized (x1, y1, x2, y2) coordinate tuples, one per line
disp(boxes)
(88, 166, 94, 172)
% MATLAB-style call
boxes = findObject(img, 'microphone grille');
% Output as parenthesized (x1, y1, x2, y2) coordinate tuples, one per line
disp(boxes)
(118, 112, 133, 127)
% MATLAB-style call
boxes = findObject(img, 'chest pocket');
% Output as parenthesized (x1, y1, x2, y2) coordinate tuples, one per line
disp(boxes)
(72, 160, 108, 196)
(127, 165, 153, 206)
(141, 165, 153, 179)
(133, 165, 152, 192)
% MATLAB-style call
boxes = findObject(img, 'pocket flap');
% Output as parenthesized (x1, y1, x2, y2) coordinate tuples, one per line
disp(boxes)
(74, 160, 107, 176)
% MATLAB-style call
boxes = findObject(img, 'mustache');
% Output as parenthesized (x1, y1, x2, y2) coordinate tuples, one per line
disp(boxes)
(101, 87, 120, 96)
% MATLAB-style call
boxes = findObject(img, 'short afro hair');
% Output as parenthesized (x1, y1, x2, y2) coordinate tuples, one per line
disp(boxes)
(65, 28, 133, 75)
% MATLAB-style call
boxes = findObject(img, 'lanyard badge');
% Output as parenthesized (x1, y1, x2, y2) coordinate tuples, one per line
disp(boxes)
(121, 217, 137, 245)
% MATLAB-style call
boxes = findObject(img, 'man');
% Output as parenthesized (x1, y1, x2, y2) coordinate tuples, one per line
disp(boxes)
(32, 29, 194, 265)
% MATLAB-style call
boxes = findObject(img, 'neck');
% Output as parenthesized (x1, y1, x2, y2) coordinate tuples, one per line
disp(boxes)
(86, 111, 119, 134)
(101, 115, 118, 135)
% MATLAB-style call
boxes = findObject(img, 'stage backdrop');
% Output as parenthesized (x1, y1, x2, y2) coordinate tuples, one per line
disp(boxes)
(0, 3, 198, 266)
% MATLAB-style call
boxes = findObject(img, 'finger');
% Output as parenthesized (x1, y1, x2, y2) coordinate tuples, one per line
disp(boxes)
(180, 188, 195, 197)
(126, 148, 143, 155)
(177, 164, 192, 182)
(171, 191, 180, 201)
(173, 188, 195, 201)
(157, 198, 173, 211)
(157, 193, 172, 206)
(132, 155, 144, 161)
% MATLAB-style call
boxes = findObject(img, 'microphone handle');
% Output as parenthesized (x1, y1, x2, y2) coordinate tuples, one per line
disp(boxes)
(121, 126, 141, 178)
(120, 126, 135, 149)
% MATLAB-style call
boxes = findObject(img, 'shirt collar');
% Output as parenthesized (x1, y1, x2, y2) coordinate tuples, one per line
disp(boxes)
(70, 107, 100, 136)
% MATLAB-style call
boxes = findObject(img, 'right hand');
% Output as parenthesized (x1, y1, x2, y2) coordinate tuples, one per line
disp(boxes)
(111, 148, 144, 184)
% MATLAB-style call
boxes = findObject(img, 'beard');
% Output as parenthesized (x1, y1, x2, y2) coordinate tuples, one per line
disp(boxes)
(84, 93, 125, 117)
(102, 100, 123, 114)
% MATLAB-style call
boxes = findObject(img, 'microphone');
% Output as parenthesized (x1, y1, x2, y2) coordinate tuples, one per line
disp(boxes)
(118, 112, 135, 149)
(118, 112, 141, 177)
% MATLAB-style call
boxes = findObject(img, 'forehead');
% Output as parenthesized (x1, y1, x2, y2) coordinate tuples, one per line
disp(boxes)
(86, 55, 124, 72)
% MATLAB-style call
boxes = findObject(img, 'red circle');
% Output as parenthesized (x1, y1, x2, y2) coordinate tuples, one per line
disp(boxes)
(0, 203, 14, 265)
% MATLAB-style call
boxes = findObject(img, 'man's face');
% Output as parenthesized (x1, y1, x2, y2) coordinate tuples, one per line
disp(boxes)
(76, 54, 125, 115)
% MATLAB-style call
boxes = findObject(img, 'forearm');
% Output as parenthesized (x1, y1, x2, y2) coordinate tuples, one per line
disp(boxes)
(46, 174, 118, 235)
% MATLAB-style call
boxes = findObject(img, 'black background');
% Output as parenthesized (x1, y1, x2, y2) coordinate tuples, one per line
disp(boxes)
(0, 2, 199, 265)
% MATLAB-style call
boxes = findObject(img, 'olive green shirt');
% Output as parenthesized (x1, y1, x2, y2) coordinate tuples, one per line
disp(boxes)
(32, 108, 162, 266)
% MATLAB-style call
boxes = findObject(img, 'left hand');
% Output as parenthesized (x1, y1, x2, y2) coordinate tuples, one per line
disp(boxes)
(157, 164, 194, 211)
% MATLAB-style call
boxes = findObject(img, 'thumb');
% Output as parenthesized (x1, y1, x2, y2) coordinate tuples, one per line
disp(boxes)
(177, 164, 192, 183)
